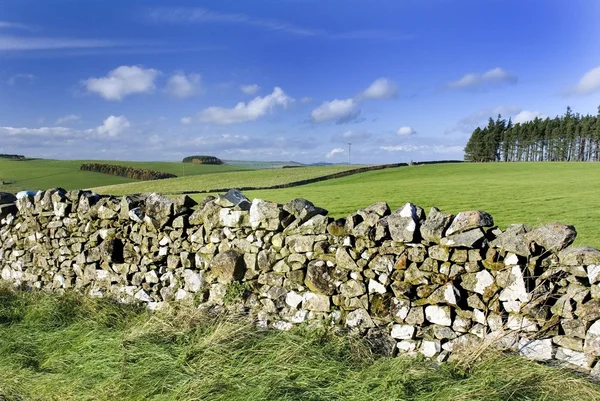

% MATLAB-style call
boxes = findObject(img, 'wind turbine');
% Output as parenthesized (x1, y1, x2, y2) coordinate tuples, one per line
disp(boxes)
(348, 142, 352, 165)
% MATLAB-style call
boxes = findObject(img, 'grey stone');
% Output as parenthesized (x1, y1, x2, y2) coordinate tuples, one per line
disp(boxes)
(446, 211, 494, 235)
(526, 222, 577, 253)
(387, 203, 419, 243)
(210, 250, 246, 284)
(441, 228, 486, 248)
(304, 261, 336, 295)
(283, 198, 328, 224)
(420, 207, 454, 244)
(489, 224, 531, 256)
(558, 247, 600, 266)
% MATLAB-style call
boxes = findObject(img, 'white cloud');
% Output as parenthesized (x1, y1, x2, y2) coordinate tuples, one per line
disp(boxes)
(95, 115, 130, 137)
(447, 105, 521, 134)
(198, 87, 293, 124)
(326, 147, 345, 158)
(361, 78, 398, 99)
(571, 66, 600, 95)
(311, 98, 360, 124)
(0, 21, 32, 30)
(513, 110, 548, 124)
(0, 126, 75, 138)
(396, 126, 416, 136)
(300, 96, 313, 103)
(84, 65, 160, 100)
(165, 72, 201, 98)
(0, 36, 116, 51)
(7, 73, 35, 85)
(180, 117, 192, 125)
(447, 67, 517, 89)
(380, 145, 425, 152)
(341, 130, 370, 140)
(240, 84, 260, 95)
(55, 114, 81, 125)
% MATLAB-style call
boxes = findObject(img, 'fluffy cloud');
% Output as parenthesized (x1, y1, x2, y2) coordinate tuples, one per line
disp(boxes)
(513, 110, 548, 124)
(396, 126, 416, 136)
(571, 66, 600, 95)
(326, 147, 345, 158)
(311, 98, 360, 124)
(95, 115, 130, 137)
(240, 84, 260, 95)
(300, 97, 313, 103)
(380, 145, 425, 152)
(165, 72, 201, 98)
(361, 78, 398, 99)
(447, 67, 517, 89)
(55, 114, 81, 125)
(84, 65, 160, 100)
(0, 126, 75, 138)
(180, 117, 192, 125)
(7, 73, 35, 85)
(198, 87, 293, 124)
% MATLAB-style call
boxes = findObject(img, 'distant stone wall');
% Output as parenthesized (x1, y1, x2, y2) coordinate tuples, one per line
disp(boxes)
(1, 189, 599, 375)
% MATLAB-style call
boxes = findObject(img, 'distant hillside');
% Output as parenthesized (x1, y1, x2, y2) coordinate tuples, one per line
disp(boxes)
(222, 160, 306, 169)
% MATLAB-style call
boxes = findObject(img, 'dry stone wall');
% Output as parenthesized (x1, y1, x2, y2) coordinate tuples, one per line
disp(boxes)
(1, 188, 600, 375)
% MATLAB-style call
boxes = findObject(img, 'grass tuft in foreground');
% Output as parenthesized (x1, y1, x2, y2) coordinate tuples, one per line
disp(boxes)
(0, 287, 598, 401)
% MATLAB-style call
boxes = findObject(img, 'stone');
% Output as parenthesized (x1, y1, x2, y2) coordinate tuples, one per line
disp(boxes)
(555, 347, 594, 368)
(250, 199, 283, 230)
(302, 292, 330, 311)
(346, 308, 375, 330)
(340, 279, 366, 298)
(526, 222, 577, 253)
(489, 224, 530, 256)
(304, 261, 336, 295)
(283, 198, 327, 224)
(420, 340, 441, 358)
(461, 270, 494, 295)
(368, 279, 387, 294)
(428, 245, 450, 261)
(365, 329, 397, 356)
(420, 207, 454, 244)
(584, 320, 600, 357)
(0, 192, 17, 205)
(446, 211, 494, 235)
(182, 270, 204, 292)
(441, 229, 486, 248)
(336, 247, 359, 271)
(587, 265, 600, 284)
(558, 247, 600, 266)
(498, 266, 530, 303)
(518, 338, 554, 361)
(391, 324, 415, 339)
(210, 250, 246, 284)
(387, 203, 419, 243)
(425, 305, 452, 326)
(221, 189, 251, 209)
(285, 291, 304, 309)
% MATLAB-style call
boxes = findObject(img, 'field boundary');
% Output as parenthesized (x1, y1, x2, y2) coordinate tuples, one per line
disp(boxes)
(164, 160, 463, 195)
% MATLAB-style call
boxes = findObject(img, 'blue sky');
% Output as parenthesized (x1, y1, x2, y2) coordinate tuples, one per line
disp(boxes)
(1, 0, 599, 164)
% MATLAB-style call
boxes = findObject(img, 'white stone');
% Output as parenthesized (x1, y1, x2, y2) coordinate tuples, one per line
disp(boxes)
(584, 320, 600, 357)
(345, 308, 374, 329)
(425, 305, 452, 326)
(397, 340, 417, 353)
(392, 298, 410, 321)
(144, 270, 159, 284)
(399, 203, 415, 218)
(175, 288, 189, 301)
(507, 314, 538, 332)
(147, 302, 165, 311)
(368, 279, 387, 294)
(406, 220, 416, 233)
(474, 270, 495, 294)
(504, 253, 519, 266)
(391, 324, 415, 339)
(286, 291, 304, 309)
(473, 309, 486, 325)
(290, 310, 309, 323)
(444, 284, 459, 305)
(420, 340, 441, 358)
(518, 338, 554, 361)
(273, 321, 293, 331)
(470, 323, 486, 339)
(499, 266, 531, 303)
(555, 347, 594, 368)
(96, 270, 110, 281)
(502, 300, 522, 313)
(587, 265, 600, 284)
(134, 289, 153, 303)
(182, 270, 203, 292)
(452, 316, 470, 333)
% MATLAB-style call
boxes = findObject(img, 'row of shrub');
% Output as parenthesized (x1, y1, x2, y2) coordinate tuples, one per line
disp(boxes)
(182, 155, 224, 165)
(80, 163, 177, 181)
(0, 154, 25, 160)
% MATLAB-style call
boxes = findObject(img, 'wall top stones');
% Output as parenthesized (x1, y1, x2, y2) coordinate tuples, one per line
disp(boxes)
(1, 188, 599, 376)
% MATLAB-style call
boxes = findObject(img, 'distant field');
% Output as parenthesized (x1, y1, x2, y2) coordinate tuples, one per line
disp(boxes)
(244, 163, 600, 248)
(0, 159, 244, 193)
(93, 165, 357, 195)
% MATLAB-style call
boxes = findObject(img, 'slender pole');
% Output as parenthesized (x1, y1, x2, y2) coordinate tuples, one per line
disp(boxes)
(348, 143, 352, 165)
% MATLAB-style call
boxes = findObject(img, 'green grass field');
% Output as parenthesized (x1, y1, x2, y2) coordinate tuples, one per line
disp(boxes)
(93, 165, 357, 195)
(0, 158, 244, 193)
(0, 287, 598, 401)
(242, 162, 600, 248)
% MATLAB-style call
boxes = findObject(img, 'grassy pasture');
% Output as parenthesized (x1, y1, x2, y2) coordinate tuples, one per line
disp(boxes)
(243, 163, 600, 248)
(0, 287, 598, 401)
(0, 158, 244, 193)
(93, 165, 357, 195)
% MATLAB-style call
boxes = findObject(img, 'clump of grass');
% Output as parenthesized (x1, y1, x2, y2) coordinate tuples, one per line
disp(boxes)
(0, 287, 598, 401)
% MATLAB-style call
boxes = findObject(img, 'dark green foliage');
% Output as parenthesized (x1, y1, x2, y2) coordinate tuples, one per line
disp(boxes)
(182, 155, 224, 165)
(464, 106, 600, 162)
(0, 154, 25, 160)
(80, 163, 177, 180)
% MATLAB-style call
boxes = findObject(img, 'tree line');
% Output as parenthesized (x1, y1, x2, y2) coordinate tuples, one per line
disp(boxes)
(80, 164, 177, 181)
(464, 106, 600, 162)
(0, 154, 25, 160)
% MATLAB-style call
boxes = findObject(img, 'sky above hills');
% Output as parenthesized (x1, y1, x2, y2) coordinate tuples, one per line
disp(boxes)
(1, 0, 599, 164)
